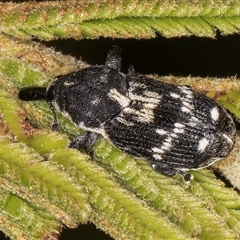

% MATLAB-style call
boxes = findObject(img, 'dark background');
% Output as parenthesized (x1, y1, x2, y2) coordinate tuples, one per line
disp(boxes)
(45, 32, 240, 78)
(1, 33, 240, 239)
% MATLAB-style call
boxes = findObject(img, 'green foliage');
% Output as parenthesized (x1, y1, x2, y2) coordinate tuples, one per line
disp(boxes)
(0, 1, 240, 240)
(1, 0, 240, 40)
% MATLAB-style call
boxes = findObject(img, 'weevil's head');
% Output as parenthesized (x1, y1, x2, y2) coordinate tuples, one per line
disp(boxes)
(44, 59, 128, 129)
(18, 46, 129, 130)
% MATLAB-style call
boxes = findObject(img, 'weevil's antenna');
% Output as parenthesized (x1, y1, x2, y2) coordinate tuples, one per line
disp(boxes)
(48, 101, 59, 131)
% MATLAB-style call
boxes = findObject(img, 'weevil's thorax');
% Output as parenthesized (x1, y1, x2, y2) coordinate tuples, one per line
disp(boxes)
(46, 65, 128, 130)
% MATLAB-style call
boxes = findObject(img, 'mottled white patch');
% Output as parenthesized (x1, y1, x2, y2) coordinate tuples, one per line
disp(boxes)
(174, 123, 185, 128)
(188, 116, 198, 127)
(179, 86, 193, 99)
(170, 92, 180, 99)
(170, 133, 178, 138)
(162, 145, 171, 151)
(181, 106, 192, 113)
(129, 93, 162, 105)
(178, 86, 194, 118)
(198, 138, 209, 152)
(190, 116, 198, 122)
(173, 122, 185, 134)
(129, 82, 147, 89)
(179, 87, 194, 114)
(107, 88, 130, 108)
(152, 154, 163, 161)
(116, 116, 134, 126)
(144, 103, 158, 109)
(165, 137, 172, 143)
(64, 81, 75, 86)
(162, 141, 172, 150)
(153, 122, 186, 157)
(123, 107, 155, 123)
(182, 101, 194, 110)
(91, 98, 101, 106)
(210, 107, 219, 121)
(152, 147, 165, 154)
(223, 133, 234, 145)
(174, 128, 184, 134)
(156, 129, 167, 135)
(123, 90, 162, 123)
(143, 90, 162, 99)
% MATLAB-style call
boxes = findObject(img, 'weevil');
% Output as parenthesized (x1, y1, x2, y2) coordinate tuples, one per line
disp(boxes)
(19, 46, 236, 181)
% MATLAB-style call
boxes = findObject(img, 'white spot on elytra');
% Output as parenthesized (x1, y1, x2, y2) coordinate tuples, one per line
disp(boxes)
(188, 116, 198, 127)
(181, 106, 192, 113)
(178, 86, 194, 114)
(122, 89, 162, 123)
(152, 147, 165, 154)
(153, 154, 163, 160)
(210, 107, 219, 122)
(107, 88, 130, 108)
(170, 133, 178, 138)
(174, 128, 184, 134)
(64, 81, 75, 86)
(174, 123, 185, 128)
(223, 134, 234, 145)
(179, 86, 193, 99)
(156, 129, 167, 135)
(198, 138, 209, 152)
(116, 116, 134, 126)
(153, 122, 186, 159)
(91, 98, 100, 106)
(165, 138, 172, 143)
(143, 90, 161, 100)
(183, 101, 193, 109)
(173, 123, 185, 134)
(170, 92, 180, 99)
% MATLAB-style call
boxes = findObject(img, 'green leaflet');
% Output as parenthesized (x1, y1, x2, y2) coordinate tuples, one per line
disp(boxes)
(0, 88, 91, 238)
(51, 149, 192, 240)
(0, 3, 240, 238)
(1, 1, 240, 39)
(217, 90, 240, 119)
(94, 139, 240, 239)
(0, 189, 60, 240)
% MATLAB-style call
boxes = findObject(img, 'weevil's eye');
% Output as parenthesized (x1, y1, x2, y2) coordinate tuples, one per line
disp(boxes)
(18, 87, 46, 101)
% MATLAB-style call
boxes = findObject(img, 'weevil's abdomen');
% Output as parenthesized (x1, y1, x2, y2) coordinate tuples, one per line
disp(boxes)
(104, 74, 236, 171)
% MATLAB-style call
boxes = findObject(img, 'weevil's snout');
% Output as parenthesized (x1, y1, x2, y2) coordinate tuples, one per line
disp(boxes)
(18, 87, 47, 101)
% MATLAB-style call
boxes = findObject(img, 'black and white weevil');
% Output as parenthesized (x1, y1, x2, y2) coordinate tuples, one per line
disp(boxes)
(18, 46, 236, 181)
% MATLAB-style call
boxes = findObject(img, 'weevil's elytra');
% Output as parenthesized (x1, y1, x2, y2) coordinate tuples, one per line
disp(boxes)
(18, 45, 236, 181)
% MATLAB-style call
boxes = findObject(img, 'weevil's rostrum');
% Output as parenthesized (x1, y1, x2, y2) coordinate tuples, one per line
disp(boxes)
(19, 46, 236, 181)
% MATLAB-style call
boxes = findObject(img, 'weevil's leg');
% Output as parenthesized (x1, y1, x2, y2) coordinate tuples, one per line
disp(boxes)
(177, 170, 193, 182)
(48, 101, 59, 131)
(70, 131, 99, 158)
(151, 164, 177, 177)
(151, 164, 193, 182)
